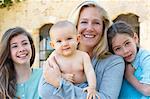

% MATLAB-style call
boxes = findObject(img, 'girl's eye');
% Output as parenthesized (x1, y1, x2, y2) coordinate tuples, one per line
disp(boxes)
(11, 45, 18, 48)
(114, 47, 121, 52)
(125, 42, 130, 46)
(23, 42, 28, 45)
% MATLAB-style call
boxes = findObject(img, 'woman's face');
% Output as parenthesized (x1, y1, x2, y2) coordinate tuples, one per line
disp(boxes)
(10, 34, 32, 65)
(77, 7, 103, 49)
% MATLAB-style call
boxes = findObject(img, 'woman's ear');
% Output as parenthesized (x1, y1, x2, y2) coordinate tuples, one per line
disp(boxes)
(77, 34, 81, 43)
(50, 41, 55, 49)
(133, 33, 139, 44)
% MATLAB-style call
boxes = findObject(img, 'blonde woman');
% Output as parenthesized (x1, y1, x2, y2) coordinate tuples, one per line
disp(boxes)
(40, 1, 125, 99)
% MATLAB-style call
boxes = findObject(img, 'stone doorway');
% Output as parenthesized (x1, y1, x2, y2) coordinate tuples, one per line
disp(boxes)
(113, 13, 140, 41)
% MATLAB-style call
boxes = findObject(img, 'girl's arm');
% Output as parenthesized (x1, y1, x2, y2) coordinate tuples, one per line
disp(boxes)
(125, 64, 150, 96)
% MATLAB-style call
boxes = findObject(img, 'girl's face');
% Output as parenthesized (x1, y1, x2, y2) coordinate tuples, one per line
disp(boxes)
(77, 7, 103, 50)
(10, 34, 32, 65)
(112, 33, 138, 63)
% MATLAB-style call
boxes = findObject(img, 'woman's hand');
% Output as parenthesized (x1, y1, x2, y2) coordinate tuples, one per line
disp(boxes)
(43, 54, 61, 88)
(83, 86, 100, 99)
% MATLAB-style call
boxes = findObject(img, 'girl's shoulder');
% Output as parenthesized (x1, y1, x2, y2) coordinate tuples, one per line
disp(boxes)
(135, 48, 150, 62)
(32, 68, 43, 78)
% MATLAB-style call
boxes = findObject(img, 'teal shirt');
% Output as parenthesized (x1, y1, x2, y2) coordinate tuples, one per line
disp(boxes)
(15, 68, 42, 99)
(119, 48, 150, 99)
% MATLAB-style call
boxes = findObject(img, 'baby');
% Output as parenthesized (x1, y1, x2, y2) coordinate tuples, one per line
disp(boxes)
(39, 20, 99, 99)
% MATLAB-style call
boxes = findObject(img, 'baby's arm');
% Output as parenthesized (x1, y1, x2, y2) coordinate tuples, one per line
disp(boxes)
(46, 51, 74, 83)
(125, 64, 150, 96)
(82, 52, 100, 99)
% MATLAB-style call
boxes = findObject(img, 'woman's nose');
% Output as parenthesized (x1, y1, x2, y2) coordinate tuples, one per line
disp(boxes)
(86, 23, 94, 31)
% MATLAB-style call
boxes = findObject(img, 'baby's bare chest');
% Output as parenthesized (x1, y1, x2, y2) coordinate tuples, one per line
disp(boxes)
(58, 58, 84, 73)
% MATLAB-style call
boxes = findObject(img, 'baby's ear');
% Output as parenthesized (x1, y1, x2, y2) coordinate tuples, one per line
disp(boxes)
(50, 41, 55, 48)
(77, 34, 81, 43)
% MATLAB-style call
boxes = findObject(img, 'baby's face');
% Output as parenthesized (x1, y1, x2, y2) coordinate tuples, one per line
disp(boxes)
(51, 27, 79, 56)
(111, 33, 138, 62)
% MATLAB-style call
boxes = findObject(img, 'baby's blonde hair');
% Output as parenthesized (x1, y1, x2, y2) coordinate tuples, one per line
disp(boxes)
(50, 20, 77, 39)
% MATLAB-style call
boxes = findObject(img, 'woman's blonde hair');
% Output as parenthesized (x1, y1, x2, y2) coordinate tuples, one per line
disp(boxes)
(68, 1, 112, 58)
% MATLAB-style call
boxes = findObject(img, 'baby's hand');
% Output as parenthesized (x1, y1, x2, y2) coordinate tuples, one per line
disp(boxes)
(83, 86, 100, 99)
(61, 73, 75, 83)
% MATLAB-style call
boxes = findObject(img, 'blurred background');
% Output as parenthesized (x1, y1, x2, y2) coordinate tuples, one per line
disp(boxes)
(0, 0, 150, 67)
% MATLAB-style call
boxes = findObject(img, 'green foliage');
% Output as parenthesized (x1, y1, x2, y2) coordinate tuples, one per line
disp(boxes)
(45, 49, 54, 59)
(0, 0, 23, 8)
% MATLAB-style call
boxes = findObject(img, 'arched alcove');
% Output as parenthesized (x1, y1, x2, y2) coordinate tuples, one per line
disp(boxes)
(39, 23, 54, 67)
(113, 13, 140, 41)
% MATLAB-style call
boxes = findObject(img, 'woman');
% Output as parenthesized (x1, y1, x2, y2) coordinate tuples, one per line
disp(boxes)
(0, 27, 42, 99)
(42, 1, 125, 99)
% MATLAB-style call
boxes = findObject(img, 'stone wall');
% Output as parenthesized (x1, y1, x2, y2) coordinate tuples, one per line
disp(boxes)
(0, 0, 150, 67)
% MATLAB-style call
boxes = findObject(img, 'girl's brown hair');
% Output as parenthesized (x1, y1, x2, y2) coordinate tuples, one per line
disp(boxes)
(0, 27, 35, 98)
(107, 21, 135, 53)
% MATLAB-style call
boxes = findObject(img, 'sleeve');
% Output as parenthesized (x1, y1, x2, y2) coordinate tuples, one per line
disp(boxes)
(55, 79, 87, 99)
(53, 55, 125, 99)
(38, 74, 59, 98)
(139, 51, 150, 84)
(97, 55, 125, 99)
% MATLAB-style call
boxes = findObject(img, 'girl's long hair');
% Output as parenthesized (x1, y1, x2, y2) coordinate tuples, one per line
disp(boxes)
(0, 27, 35, 98)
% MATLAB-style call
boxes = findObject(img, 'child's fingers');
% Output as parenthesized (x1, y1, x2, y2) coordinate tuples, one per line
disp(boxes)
(96, 93, 100, 99)
(86, 93, 90, 99)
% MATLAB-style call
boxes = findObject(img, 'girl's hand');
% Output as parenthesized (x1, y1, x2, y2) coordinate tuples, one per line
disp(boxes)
(83, 86, 100, 99)
(125, 64, 135, 81)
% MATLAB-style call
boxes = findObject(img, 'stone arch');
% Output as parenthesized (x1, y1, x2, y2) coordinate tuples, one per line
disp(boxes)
(32, 16, 58, 67)
(113, 13, 140, 40)
(39, 23, 54, 67)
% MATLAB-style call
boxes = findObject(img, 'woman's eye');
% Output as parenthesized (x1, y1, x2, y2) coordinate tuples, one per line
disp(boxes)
(94, 22, 100, 24)
(80, 21, 87, 24)
(93, 21, 101, 25)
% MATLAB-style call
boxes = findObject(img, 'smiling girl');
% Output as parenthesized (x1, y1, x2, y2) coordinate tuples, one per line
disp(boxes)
(107, 21, 150, 99)
(0, 27, 42, 99)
